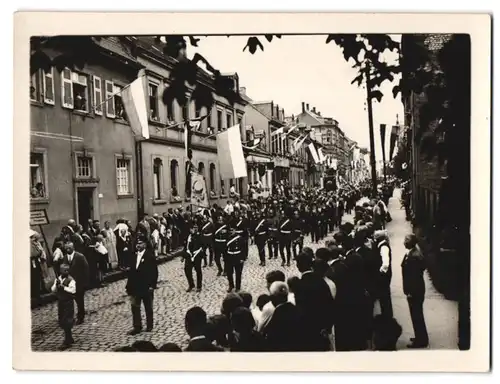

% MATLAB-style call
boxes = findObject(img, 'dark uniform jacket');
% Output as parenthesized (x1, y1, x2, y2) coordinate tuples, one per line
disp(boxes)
(253, 218, 269, 242)
(232, 217, 249, 241)
(268, 216, 280, 242)
(226, 234, 245, 261)
(214, 223, 229, 248)
(200, 221, 215, 246)
(184, 233, 204, 261)
(278, 217, 293, 240)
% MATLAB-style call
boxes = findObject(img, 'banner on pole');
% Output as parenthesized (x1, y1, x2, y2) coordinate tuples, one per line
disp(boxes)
(190, 173, 210, 208)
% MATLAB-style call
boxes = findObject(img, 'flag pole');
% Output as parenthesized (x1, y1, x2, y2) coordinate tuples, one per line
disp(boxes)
(92, 72, 147, 112)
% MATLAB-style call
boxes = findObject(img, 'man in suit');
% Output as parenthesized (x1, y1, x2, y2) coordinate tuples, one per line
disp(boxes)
(402, 234, 429, 348)
(184, 306, 223, 351)
(295, 251, 335, 351)
(62, 241, 89, 325)
(262, 281, 303, 351)
(125, 238, 158, 335)
(184, 221, 204, 292)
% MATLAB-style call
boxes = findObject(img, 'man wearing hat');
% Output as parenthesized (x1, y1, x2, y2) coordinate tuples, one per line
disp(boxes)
(267, 208, 279, 260)
(200, 213, 214, 268)
(225, 228, 245, 292)
(183, 221, 204, 292)
(125, 237, 158, 335)
(278, 209, 294, 267)
(213, 214, 229, 276)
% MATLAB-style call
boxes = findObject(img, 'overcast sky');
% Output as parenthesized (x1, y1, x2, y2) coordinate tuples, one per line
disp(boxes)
(189, 34, 404, 160)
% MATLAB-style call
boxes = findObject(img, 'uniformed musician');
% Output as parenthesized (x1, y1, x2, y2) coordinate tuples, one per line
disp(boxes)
(200, 213, 215, 268)
(183, 221, 204, 292)
(225, 229, 245, 293)
(278, 210, 293, 267)
(291, 209, 304, 260)
(252, 210, 269, 266)
(267, 208, 279, 260)
(232, 208, 250, 261)
(213, 215, 228, 276)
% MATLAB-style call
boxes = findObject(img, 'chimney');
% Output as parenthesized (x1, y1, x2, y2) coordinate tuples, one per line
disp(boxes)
(239, 87, 246, 95)
(301, 102, 305, 113)
(317, 111, 321, 116)
(276, 104, 280, 119)
(306, 103, 309, 111)
(281, 108, 285, 121)
(312, 106, 316, 114)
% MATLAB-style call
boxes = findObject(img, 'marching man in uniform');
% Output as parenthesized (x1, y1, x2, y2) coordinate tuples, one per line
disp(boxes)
(184, 221, 204, 292)
(291, 209, 304, 260)
(252, 210, 269, 266)
(278, 210, 293, 267)
(213, 215, 229, 276)
(225, 228, 246, 293)
(267, 208, 279, 260)
(200, 213, 215, 268)
(232, 208, 250, 261)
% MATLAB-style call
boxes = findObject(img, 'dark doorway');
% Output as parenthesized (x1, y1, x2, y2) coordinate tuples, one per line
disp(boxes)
(77, 188, 95, 226)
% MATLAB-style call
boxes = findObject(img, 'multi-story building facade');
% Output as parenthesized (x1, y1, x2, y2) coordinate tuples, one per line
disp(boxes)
(295, 102, 350, 177)
(132, 37, 248, 215)
(30, 36, 143, 246)
(239, 88, 274, 198)
(30, 36, 250, 248)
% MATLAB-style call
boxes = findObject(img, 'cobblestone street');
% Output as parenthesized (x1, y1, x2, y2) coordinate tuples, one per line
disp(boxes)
(31, 225, 344, 352)
(31, 194, 458, 351)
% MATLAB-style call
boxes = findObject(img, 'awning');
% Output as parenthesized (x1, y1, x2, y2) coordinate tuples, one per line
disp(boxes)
(273, 157, 290, 168)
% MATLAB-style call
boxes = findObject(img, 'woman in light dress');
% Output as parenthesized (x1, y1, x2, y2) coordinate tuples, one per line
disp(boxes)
(102, 221, 118, 270)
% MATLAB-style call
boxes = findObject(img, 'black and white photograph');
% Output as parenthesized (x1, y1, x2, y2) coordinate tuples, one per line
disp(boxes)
(13, 12, 491, 372)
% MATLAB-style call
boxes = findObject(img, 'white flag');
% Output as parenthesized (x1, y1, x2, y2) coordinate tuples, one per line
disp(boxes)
(291, 134, 307, 154)
(216, 125, 247, 179)
(318, 148, 327, 163)
(271, 126, 284, 136)
(121, 70, 149, 140)
(308, 143, 320, 164)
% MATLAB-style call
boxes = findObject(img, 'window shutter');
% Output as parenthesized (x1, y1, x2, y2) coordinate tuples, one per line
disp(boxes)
(42, 68, 55, 105)
(60, 68, 74, 109)
(105, 80, 115, 118)
(93, 76, 103, 115)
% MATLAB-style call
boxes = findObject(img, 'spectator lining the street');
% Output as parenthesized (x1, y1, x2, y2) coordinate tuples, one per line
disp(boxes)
(207, 314, 230, 349)
(257, 270, 286, 332)
(185, 306, 223, 351)
(286, 276, 300, 305)
(238, 291, 253, 309)
(229, 307, 264, 352)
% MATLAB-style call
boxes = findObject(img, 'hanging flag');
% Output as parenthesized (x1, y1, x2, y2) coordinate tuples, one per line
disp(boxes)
(190, 173, 210, 208)
(242, 137, 262, 150)
(389, 125, 400, 160)
(216, 125, 248, 179)
(291, 134, 307, 154)
(318, 148, 327, 163)
(308, 143, 320, 164)
(271, 126, 284, 137)
(121, 69, 149, 140)
(187, 113, 210, 131)
(380, 124, 387, 166)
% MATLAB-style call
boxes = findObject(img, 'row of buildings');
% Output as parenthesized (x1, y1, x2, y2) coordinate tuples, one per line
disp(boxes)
(30, 36, 361, 246)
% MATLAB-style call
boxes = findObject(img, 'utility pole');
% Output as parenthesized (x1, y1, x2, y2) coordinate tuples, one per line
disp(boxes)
(365, 63, 378, 197)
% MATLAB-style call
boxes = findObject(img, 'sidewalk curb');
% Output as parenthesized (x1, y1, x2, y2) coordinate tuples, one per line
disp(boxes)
(31, 248, 184, 310)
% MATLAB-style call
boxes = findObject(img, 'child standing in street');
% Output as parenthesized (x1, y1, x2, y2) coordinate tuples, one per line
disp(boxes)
(51, 263, 76, 350)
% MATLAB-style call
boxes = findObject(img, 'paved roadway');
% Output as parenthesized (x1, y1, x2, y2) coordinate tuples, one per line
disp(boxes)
(31, 190, 458, 351)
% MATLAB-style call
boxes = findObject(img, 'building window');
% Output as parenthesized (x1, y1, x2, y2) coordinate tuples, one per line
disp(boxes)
(167, 100, 175, 122)
(226, 112, 233, 128)
(42, 68, 55, 105)
(198, 162, 205, 177)
(105, 80, 115, 118)
(238, 116, 243, 128)
(209, 163, 216, 192)
(149, 83, 159, 121)
(72, 72, 89, 112)
(170, 159, 179, 197)
(76, 155, 93, 178)
(116, 158, 131, 195)
(30, 71, 41, 102)
(30, 152, 46, 199)
(153, 158, 163, 200)
(93, 76, 103, 116)
(217, 109, 223, 132)
(114, 84, 126, 120)
(220, 179, 225, 195)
